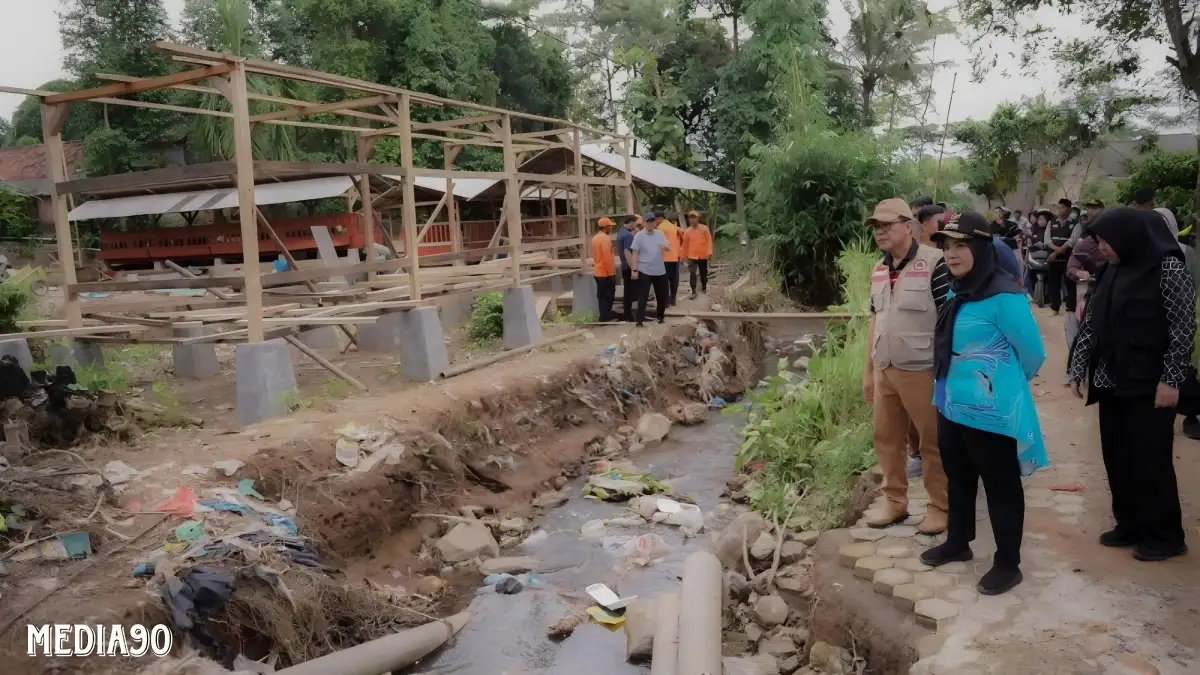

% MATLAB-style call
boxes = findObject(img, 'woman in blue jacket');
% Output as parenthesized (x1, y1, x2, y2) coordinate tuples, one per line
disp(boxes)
(921, 211, 1048, 596)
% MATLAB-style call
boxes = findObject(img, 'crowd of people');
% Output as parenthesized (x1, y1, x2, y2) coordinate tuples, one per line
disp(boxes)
(590, 209, 713, 326)
(865, 191, 1195, 596)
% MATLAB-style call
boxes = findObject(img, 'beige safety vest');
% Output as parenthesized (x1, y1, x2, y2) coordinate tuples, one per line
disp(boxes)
(869, 244, 942, 371)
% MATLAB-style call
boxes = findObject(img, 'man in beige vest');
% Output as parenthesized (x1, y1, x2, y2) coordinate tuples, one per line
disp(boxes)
(862, 198, 950, 534)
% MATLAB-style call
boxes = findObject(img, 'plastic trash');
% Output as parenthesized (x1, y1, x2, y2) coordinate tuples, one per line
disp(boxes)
(664, 503, 704, 535)
(154, 486, 199, 517)
(237, 478, 265, 500)
(586, 582, 638, 610)
(211, 459, 244, 476)
(621, 533, 670, 567)
(603, 344, 618, 355)
(483, 573, 514, 586)
(709, 396, 727, 407)
(585, 606, 626, 629)
(175, 520, 205, 542)
(495, 576, 524, 595)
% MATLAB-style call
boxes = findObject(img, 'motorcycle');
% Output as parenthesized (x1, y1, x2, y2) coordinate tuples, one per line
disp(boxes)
(1024, 242, 1050, 308)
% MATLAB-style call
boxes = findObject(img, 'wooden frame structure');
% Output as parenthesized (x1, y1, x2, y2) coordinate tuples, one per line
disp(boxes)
(2, 41, 634, 351)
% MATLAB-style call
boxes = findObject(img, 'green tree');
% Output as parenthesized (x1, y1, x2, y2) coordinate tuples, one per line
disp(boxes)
(0, 118, 10, 148)
(1118, 151, 1199, 224)
(81, 127, 161, 176)
(489, 23, 575, 132)
(0, 189, 37, 239)
(8, 79, 104, 143)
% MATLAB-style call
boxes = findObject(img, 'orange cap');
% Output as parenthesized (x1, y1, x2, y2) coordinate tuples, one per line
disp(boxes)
(597, 217, 614, 227)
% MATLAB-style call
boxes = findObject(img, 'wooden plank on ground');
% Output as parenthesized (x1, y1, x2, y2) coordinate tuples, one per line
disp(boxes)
(535, 295, 553, 320)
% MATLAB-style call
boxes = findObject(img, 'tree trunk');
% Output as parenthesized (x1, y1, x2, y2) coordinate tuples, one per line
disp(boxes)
(733, 14, 740, 54)
(735, 163, 747, 244)
(861, 77, 876, 128)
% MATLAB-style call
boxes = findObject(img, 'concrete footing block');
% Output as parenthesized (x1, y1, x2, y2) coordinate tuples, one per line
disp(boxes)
(172, 322, 220, 379)
(52, 341, 105, 370)
(0, 338, 33, 370)
(357, 313, 403, 352)
(571, 274, 599, 320)
(235, 339, 298, 426)
(502, 286, 543, 350)
(296, 325, 339, 349)
(397, 307, 449, 381)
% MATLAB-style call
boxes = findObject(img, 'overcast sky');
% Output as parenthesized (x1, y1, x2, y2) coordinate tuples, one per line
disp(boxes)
(0, 0, 1174, 132)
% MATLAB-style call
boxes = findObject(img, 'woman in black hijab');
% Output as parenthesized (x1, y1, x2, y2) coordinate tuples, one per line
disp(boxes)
(1068, 207, 1195, 561)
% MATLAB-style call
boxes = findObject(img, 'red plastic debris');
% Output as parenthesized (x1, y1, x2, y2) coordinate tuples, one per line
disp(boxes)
(1049, 484, 1084, 493)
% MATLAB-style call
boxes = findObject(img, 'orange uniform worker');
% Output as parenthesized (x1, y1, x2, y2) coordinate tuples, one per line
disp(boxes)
(591, 217, 618, 322)
(681, 210, 713, 298)
(656, 210, 684, 306)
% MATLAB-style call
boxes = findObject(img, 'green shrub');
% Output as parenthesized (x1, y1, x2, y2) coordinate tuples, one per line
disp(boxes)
(1117, 151, 1198, 224)
(731, 238, 877, 527)
(466, 292, 504, 345)
(0, 283, 34, 333)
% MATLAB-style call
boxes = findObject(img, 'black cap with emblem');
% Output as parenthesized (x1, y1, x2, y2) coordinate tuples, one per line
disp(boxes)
(930, 210, 993, 242)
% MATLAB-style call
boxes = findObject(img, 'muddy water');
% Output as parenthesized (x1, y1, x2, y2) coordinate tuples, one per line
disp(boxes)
(412, 413, 745, 675)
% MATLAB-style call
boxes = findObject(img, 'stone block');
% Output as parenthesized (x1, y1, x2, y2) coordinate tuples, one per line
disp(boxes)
(296, 325, 338, 349)
(940, 587, 978, 604)
(356, 312, 403, 352)
(893, 583, 934, 611)
(0, 338, 33, 370)
(172, 322, 220, 379)
(913, 570, 955, 590)
(897, 557, 933, 573)
(877, 544, 913, 558)
(872, 568, 913, 595)
(915, 598, 959, 630)
(571, 274, 599, 320)
(853, 555, 893, 580)
(837, 542, 876, 568)
(883, 525, 918, 538)
(502, 286, 543, 349)
(850, 527, 886, 542)
(396, 307, 450, 381)
(234, 339, 298, 426)
(793, 531, 820, 546)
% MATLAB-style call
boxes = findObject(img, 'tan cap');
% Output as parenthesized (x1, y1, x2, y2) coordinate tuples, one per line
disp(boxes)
(865, 198, 914, 227)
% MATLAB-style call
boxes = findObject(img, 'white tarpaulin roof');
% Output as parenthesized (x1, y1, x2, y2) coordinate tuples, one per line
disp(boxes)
(407, 176, 566, 201)
(579, 145, 733, 194)
(68, 176, 355, 222)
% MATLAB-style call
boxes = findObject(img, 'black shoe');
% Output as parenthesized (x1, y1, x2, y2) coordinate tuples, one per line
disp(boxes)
(1184, 416, 1200, 440)
(657, 319, 666, 324)
(1099, 528, 1141, 548)
(977, 565, 1023, 595)
(919, 542, 974, 567)
(635, 322, 645, 328)
(1132, 543, 1188, 561)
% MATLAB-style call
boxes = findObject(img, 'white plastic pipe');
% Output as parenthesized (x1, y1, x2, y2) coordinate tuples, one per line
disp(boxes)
(677, 551, 722, 675)
(274, 611, 470, 675)
(650, 591, 680, 675)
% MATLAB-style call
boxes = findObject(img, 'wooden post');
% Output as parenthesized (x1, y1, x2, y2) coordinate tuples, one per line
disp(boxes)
(549, 187, 558, 260)
(573, 127, 587, 268)
(398, 93, 420, 300)
(620, 137, 635, 214)
(41, 102, 81, 329)
(356, 135, 377, 277)
(500, 114, 522, 287)
(228, 63, 264, 342)
(445, 144, 463, 265)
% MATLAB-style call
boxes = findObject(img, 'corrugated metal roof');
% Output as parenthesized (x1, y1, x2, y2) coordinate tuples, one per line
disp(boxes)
(579, 145, 733, 194)
(68, 176, 355, 222)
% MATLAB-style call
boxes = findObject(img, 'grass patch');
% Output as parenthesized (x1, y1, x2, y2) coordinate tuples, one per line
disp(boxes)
(466, 292, 504, 347)
(730, 237, 877, 528)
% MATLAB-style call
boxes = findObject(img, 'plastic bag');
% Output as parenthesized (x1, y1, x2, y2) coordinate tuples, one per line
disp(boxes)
(664, 504, 704, 536)
(621, 533, 670, 567)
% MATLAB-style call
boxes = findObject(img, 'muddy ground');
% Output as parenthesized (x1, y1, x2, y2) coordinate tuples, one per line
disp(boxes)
(0, 311, 763, 673)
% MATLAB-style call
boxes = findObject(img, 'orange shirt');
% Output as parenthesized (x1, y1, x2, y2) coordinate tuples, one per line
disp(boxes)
(681, 224, 713, 260)
(658, 220, 683, 262)
(591, 231, 616, 277)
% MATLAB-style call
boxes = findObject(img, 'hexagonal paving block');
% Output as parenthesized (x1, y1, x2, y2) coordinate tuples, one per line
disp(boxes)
(877, 544, 913, 558)
(937, 561, 971, 574)
(872, 567, 913, 595)
(850, 527, 887, 542)
(883, 525, 918, 538)
(915, 598, 960, 630)
(940, 587, 979, 604)
(903, 513, 925, 526)
(909, 502, 928, 515)
(893, 582, 934, 611)
(837, 542, 877, 568)
(913, 570, 955, 590)
(897, 557, 932, 572)
(853, 555, 894, 580)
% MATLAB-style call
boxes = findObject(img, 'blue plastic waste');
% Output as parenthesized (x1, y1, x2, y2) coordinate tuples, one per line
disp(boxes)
(709, 396, 727, 407)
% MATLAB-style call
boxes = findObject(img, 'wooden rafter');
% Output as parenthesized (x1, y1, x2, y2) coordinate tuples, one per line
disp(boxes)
(44, 64, 233, 104)
(249, 93, 399, 124)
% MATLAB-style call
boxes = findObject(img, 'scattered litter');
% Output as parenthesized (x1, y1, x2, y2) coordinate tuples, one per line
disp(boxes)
(486, 454, 516, 471)
(237, 478, 265, 500)
(160, 567, 235, 648)
(483, 573, 514, 586)
(182, 465, 210, 477)
(133, 562, 155, 577)
(495, 576, 524, 595)
(212, 459, 244, 476)
(709, 396, 727, 407)
(175, 520, 206, 542)
(586, 606, 626, 628)
(1049, 484, 1084, 493)
(103, 460, 139, 486)
(334, 438, 360, 468)
(38, 531, 92, 560)
(547, 610, 588, 639)
(335, 423, 371, 441)
(656, 498, 682, 514)
(662, 503, 704, 535)
(621, 533, 670, 567)
(278, 499, 294, 512)
(587, 582, 638, 610)
(602, 344, 618, 355)
(353, 444, 404, 474)
(154, 486, 199, 517)
(263, 514, 299, 536)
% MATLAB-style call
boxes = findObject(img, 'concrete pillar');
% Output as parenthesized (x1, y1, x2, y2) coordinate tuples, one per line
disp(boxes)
(52, 341, 104, 369)
(502, 286, 542, 350)
(397, 307, 449, 381)
(235, 339, 298, 425)
(296, 325, 339, 349)
(677, 552, 722, 675)
(437, 294, 476, 329)
(549, 275, 565, 293)
(214, 257, 224, 265)
(356, 312, 403, 352)
(172, 322, 220, 379)
(0, 338, 33, 370)
(571, 274, 599, 321)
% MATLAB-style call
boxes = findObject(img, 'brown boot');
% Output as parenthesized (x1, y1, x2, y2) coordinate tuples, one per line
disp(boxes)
(918, 508, 947, 535)
(865, 505, 909, 528)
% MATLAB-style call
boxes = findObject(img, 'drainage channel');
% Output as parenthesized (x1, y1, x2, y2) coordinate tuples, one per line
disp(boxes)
(411, 413, 745, 675)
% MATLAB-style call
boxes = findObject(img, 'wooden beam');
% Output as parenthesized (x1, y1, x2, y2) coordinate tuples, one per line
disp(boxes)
(412, 114, 500, 131)
(620, 137, 636, 213)
(445, 145, 462, 263)
(398, 93, 421, 301)
(501, 114, 522, 288)
(56, 161, 236, 196)
(511, 128, 570, 141)
(44, 64, 233, 104)
(250, 94, 398, 124)
(87, 313, 171, 328)
(515, 173, 628, 187)
(416, 192, 449, 243)
(284, 335, 368, 391)
(9, 325, 147, 340)
(229, 63, 264, 343)
(356, 136, 378, 272)
(41, 103, 81, 329)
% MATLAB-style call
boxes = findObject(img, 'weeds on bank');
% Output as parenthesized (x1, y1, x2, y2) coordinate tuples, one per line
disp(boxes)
(467, 292, 504, 347)
(731, 238, 877, 529)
